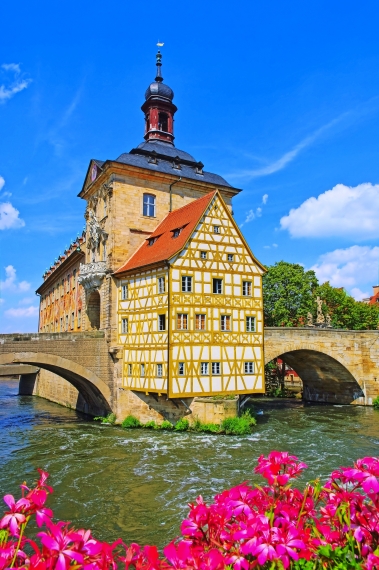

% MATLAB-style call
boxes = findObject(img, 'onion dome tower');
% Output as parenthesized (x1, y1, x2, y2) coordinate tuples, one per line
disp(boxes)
(141, 50, 177, 145)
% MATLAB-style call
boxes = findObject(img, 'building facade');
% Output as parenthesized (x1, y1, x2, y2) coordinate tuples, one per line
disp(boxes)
(35, 50, 266, 414)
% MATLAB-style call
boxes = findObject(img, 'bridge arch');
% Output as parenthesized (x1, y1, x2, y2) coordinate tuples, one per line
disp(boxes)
(0, 352, 112, 416)
(265, 347, 364, 404)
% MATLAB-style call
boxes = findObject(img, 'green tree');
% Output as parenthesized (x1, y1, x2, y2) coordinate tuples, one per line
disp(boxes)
(263, 261, 318, 326)
(317, 282, 379, 330)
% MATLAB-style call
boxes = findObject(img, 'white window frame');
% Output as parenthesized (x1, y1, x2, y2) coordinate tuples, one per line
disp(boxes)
(243, 281, 252, 296)
(140, 363, 145, 377)
(158, 277, 165, 294)
(158, 314, 166, 331)
(121, 318, 128, 333)
(143, 193, 156, 217)
(246, 316, 256, 332)
(213, 278, 223, 294)
(227, 254, 234, 262)
(182, 275, 192, 292)
(178, 362, 185, 376)
(213, 225, 220, 234)
(157, 364, 163, 377)
(220, 315, 231, 331)
(121, 285, 128, 300)
(177, 313, 188, 330)
(195, 314, 206, 330)
(244, 362, 255, 374)
(128, 364, 132, 375)
(212, 362, 221, 375)
(200, 251, 207, 259)
(200, 362, 209, 375)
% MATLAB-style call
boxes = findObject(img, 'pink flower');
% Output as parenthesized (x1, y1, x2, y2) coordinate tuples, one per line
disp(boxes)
(38, 521, 84, 570)
(0, 494, 30, 535)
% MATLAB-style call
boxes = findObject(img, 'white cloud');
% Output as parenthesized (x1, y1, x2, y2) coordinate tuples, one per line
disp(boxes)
(240, 195, 268, 227)
(310, 245, 379, 299)
(1, 265, 30, 292)
(0, 177, 4, 191)
(18, 296, 36, 305)
(5, 306, 38, 318)
(227, 113, 349, 180)
(263, 243, 279, 249)
(0, 63, 30, 103)
(281, 183, 379, 240)
(262, 194, 268, 205)
(2, 63, 21, 74)
(0, 202, 25, 230)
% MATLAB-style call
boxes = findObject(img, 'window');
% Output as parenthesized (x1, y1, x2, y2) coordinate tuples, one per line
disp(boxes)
(213, 278, 223, 294)
(157, 364, 163, 377)
(128, 364, 132, 376)
(65, 315, 68, 331)
(178, 362, 185, 376)
(227, 254, 234, 262)
(212, 362, 221, 375)
(143, 193, 156, 217)
(173, 228, 182, 238)
(195, 314, 206, 330)
(182, 276, 192, 292)
(246, 316, 256, 332)
(61, 280, 64, 296)
(66, 276, 70, 293)
(148, 237, 157, 246)
(243, 281, 252, 296)
(122, 318, 128, 333)
(158, 277, 165, 293)
(244, 362, 255, 374)
(213, 225, 220, 234)
(71, 312, 75, 329)
(177, 313, 188, 330)
(78, 310, 81, 328)
(121, 285, 128, 300)
(140, 364, 145, 377)
(158, 112, 168, 132)
(73, 269, 76, 288)
(200, 362, 209, 375)
(60, 317, 63, 331)
(200, 251, 207, 259)
(158, 314, 166, 331)
(220, 315, 231, 331)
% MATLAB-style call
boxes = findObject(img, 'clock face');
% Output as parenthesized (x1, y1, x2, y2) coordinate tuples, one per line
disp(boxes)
(91, 165, 97, 181)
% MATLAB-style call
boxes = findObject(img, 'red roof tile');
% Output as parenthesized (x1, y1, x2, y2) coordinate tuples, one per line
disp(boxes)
(115, 191, 217, 274)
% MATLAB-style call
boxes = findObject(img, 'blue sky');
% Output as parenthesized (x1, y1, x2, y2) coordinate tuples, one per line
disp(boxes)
(1, 0, 379, 332)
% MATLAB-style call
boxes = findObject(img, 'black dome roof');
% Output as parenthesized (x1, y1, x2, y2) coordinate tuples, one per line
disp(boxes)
(145, 81, 174, 101)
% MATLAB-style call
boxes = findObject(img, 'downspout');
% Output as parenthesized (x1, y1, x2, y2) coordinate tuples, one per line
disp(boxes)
(169, 177, 182, 212)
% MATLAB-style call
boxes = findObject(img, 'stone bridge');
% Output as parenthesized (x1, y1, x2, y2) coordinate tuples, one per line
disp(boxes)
(0, 328, 379, 416)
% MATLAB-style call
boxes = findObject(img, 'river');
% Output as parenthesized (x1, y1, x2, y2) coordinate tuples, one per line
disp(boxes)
(1, 379, 379, 548)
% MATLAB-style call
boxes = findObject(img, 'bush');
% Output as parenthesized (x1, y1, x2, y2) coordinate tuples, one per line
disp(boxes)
(160, 420, 174, 430)
(94, 412, 117, 424)
(373, 396, 379, 409)
(174, 418, 189, 431)
(143, 420, 157, 429)
(121, 415, 141, 428)
(221, 411, 256, 435)
(192, 419, 221, 433)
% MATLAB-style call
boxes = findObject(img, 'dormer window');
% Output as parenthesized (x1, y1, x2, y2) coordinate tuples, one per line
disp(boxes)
(173, 228, 182, 238)
(148, 237, 158, 246)
(172, 157, 181, 170)
(148, 151, 158, 165)
(195, 161, 204, 175)
(143, 193, 156, 217)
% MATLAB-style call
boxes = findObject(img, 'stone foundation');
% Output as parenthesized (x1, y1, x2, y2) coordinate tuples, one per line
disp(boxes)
(22, 369, 238, 424)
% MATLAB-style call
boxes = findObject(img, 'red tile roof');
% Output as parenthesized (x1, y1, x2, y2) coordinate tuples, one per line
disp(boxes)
(115, 191, 217, 274)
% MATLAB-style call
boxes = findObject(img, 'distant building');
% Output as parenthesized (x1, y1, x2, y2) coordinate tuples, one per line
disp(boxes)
(362, 286, 379, 304)
(36, 50, 266, 399)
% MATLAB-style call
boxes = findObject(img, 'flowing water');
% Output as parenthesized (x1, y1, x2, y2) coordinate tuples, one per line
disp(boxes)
(1, 379, 379, 547)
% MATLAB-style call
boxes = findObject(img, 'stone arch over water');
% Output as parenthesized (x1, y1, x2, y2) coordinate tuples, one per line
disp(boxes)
(265, 349, 364, 404)
(0, 352, 112, 416)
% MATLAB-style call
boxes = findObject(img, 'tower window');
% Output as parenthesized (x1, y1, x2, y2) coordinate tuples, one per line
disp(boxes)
(143, 194, 156, 217)
(158, 112, 168, 132)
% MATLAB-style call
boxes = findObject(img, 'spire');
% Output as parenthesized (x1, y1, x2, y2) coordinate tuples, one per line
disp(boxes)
(155, 49, 163, 83)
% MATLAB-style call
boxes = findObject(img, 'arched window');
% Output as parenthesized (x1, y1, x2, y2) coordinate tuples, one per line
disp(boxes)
(143, 193, 156, 217)
(158, 112, 168, 132)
